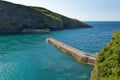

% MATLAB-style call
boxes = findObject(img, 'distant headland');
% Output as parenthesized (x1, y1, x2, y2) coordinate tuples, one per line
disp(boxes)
(0, 0, 92, 35)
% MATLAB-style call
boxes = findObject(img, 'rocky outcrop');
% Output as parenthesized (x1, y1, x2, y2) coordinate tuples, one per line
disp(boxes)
(22, 29, 50, 34)
(0, 0, 92, 35)
(91, 30, 120, 80)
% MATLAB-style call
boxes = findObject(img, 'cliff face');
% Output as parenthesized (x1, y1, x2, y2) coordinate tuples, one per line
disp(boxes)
(91, 30, 120, 80)
(0, 1, 92, 34)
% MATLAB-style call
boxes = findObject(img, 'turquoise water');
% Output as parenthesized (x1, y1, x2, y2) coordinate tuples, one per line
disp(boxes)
(0, 22, 120, 80)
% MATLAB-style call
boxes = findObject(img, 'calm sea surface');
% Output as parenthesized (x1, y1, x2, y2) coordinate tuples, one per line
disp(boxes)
(0, 22, 120, 80)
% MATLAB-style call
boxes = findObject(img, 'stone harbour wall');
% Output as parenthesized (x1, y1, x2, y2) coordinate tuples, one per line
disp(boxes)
(46, 38, 96, 66)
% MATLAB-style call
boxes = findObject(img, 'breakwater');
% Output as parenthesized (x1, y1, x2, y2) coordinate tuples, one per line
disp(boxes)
(46, 38, 96, 66)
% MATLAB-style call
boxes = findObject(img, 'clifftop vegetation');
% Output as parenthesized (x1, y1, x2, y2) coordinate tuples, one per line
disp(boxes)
(91, 30, 120, 80)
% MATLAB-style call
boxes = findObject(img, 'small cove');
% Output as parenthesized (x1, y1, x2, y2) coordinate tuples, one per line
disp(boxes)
(0, 22, 120, 80)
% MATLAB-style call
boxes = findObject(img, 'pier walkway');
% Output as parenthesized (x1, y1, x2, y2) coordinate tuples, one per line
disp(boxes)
(46, 38, 96, 66)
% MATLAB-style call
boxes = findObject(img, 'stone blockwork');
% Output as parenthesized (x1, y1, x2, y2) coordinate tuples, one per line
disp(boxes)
(46, 38, 96, 66)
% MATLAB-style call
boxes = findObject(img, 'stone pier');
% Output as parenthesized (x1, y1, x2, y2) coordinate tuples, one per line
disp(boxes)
(46, 38, 96, 66)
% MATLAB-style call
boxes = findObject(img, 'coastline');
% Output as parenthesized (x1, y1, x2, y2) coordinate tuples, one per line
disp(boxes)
(22, 28, 50, 34)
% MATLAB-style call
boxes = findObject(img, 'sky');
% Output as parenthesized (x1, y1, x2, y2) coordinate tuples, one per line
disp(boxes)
(4, 0, 120, 21)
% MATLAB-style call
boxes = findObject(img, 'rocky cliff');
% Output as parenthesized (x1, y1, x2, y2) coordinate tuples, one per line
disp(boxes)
(91, 30, 120, 80)
(0, 0, 92, 34)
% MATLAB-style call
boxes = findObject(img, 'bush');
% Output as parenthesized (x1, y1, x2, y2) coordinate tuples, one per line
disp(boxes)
(91, 30, 120, 80)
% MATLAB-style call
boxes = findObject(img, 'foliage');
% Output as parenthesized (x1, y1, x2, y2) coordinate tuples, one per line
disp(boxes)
(91, 30, 120, 80)
(31, 7, 62, 21)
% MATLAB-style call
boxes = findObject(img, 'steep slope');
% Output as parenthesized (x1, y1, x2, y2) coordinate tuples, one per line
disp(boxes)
(0, 0, 92, 34)
(91, 30, 120, 80)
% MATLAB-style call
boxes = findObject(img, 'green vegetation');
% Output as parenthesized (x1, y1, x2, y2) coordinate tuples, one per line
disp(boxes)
(32, 7, 62, 21)
(91, 30, 120, 80)
(0, 0, 91, 34)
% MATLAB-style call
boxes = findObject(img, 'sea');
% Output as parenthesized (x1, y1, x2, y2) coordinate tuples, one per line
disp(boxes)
(0, 22, 120, 80)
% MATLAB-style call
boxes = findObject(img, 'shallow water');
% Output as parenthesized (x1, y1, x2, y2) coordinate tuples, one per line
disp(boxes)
(0, 22, 120, 80)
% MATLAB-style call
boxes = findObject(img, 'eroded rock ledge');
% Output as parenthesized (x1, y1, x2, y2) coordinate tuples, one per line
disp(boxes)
(22, 28, 50, 34)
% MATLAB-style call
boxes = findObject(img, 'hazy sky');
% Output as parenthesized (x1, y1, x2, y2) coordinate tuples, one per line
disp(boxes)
(4, 0, 120, 21)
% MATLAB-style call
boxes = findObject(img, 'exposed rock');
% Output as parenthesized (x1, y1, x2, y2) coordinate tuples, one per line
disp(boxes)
(0, 0, 92, 35)
(22, 28, 50, 34)
(91, 30, 120, 80)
